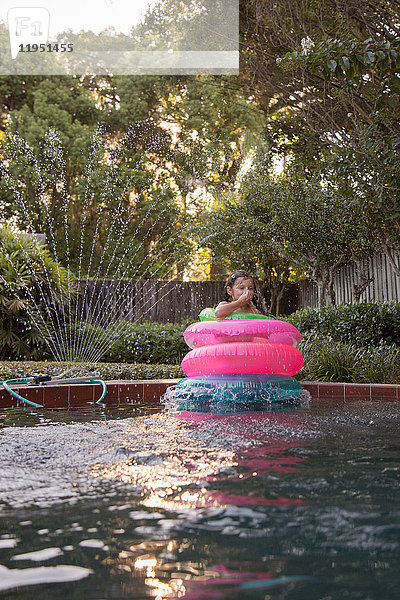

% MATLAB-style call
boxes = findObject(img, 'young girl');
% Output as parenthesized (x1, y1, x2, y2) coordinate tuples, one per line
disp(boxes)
(214, 270, 264, 319)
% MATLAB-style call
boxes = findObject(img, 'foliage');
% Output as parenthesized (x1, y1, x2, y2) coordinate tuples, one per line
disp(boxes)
(77, 320, 192, 365)
(0, 360, 183, 381)
(298, 335, 400, 384)
(327, 129, 400, 279)
(0, 68, 264, 279)
(280, 34, 400, 119)
(288, 302, 400, 347)
(283, 29, 400, 276)
(2, 341, 400, 384)
(297, 335, 356, 382)
(194, 185, 297, 314)
(1, 1, 398, 306)
(0, 10, 263, 284)
(156, 75, 264, 192)
(1, 125, 192, 279)
(240, 0, 400, 273)
(0, 226, 75, 360)
(240, 0, 400, 137)
(267, 170, 375, 305)
(198, 163, 374, 308)
(132, 0, 236, 52)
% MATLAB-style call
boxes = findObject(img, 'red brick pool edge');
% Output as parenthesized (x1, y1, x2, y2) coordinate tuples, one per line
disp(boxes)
(1, 379, 400, 409)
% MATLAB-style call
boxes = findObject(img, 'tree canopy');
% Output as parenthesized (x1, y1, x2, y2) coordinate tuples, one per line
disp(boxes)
(0, 0, 399, 311)
(0, 69, 263, 279)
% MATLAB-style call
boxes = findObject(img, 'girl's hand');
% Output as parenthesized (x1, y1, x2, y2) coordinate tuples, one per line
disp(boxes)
(236, 290, 251, 306)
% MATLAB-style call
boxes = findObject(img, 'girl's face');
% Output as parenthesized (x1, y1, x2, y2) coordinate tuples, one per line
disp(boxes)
(227, 277, 255, 302)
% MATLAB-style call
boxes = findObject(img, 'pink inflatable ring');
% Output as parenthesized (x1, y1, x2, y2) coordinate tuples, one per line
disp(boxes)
(184, 319, 301, 349)
(182, 342, 303, 377)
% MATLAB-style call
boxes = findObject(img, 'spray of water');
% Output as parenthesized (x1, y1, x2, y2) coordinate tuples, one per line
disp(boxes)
(1, 123, 205, 363)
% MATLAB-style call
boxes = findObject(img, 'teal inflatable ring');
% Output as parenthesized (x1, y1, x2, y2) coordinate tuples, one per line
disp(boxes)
(199, 307, 272, 321)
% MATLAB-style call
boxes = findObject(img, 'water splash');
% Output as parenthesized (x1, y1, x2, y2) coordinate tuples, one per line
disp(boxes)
(1, 123, 199, 362)
(164, 376, 311, 414)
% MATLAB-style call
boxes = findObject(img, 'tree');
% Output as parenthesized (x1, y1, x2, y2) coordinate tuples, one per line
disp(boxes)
(131, 0, 237, 52)
(0, 48, 265, 279)
(198, 159, 376, 308)
(195, 165, 303, 315)
(1, 125, 192, 280)
(239, 0, 400, 286)
(266, 170, 375, 305)
(240, 0, 400, 138)
(326, 130, 400, 277)
(0, 226, 74, 360)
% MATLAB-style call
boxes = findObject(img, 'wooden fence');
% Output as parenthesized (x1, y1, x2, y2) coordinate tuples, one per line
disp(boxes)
(77, 280, 223, 324)
(76, 252, 400, 325)
(298, 252, 400, 309)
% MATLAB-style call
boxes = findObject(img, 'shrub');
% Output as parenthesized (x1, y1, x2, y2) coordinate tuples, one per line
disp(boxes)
(32, 320, 192, 364)
(351, 344, 400, 384)
(2, 340, 400, 383)
(0, 361, 184, 381)
(297, 335, 356, 382)
(287, 302, 400, 347)
(22, 318, 193, 364)
(297, 334, 400, 383)
(101, 320, 192, 364)
(0, 227, 75, 360)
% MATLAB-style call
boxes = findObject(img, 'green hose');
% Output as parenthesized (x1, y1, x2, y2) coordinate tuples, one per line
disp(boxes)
(1, 378, 42, 407)
(92, 379, 107, 404)
(1, 377, 107, 408)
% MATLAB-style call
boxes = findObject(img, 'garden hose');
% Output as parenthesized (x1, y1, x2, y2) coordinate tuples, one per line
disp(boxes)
(1, 378, 43, 408)
(0, 374, 107, 408)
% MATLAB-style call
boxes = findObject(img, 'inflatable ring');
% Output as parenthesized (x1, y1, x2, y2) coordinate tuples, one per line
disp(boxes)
(199, 308, 272, 321)
(184, 319, 301, 349)
(182, 342, 303, 377)
(173, 374, 304, 412)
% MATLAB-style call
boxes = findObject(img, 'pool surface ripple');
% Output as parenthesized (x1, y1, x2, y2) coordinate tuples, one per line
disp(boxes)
(0, 401, 399, 599)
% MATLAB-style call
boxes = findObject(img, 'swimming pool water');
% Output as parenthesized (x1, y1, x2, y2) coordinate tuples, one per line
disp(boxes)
(0, 400, 399, 599)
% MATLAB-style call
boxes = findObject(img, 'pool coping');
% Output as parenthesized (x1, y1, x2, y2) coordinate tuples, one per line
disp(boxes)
(1, 379, 399, 408)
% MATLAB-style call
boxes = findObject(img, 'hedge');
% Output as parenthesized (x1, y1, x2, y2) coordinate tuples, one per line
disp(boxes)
(11, 303, 400, 365)
(297, 335, 400, 383)
(287, 302, 400, 347)
(2, 338, 400, 383)
(69, 320, 192, 364)
(0, 361, 184, 382)
(3, 302, 400, 384)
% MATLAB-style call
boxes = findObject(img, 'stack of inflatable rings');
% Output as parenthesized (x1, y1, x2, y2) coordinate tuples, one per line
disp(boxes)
(173, 309, 305, 412)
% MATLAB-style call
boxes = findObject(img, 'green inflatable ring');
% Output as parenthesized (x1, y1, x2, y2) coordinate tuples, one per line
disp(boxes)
(198, 307, 273, 321)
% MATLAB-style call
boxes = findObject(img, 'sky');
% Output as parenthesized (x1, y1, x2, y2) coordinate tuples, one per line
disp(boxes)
(1, 0, 158, 36)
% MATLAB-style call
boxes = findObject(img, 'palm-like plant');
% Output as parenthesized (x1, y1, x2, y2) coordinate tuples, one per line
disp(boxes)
(0, 227, 75, 359)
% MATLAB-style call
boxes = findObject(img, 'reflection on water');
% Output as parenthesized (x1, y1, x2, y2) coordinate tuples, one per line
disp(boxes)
(0, 401, 399, 599)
